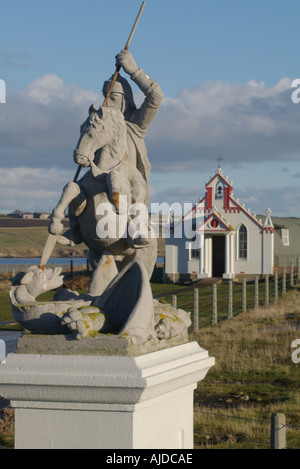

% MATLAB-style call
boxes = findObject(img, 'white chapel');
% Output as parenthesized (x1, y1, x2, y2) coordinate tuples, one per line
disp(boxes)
(165, 166, 274, 281)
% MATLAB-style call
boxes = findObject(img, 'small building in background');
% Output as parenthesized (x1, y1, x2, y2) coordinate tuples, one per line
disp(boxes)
(259, 215, 300, 268)
(7, 209, 23, 218)
(34, 212, 50, 219)
(21, 212, 34, 219)
(165, 166, 275, 283)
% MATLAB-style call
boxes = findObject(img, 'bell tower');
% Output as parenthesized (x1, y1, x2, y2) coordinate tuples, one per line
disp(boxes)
(203, 159, 233, 211)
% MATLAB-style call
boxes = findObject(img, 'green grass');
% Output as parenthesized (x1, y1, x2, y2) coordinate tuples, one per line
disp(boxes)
(0, 226, 87, 257)
(0, 292, 14, 323)
(0, 227, 49, 250)
(0, 274, 292, 328)
(1, 271, 300, 450)
(191, 287, 300, 449)
(154, 278, 285, 330)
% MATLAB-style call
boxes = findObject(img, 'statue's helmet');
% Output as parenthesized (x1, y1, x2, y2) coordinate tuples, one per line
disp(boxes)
(102, 74, 136, 110)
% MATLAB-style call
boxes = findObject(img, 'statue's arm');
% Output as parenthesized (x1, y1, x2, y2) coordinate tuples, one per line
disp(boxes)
(116, 50, 163, 131)
(130, 68, 163, 131)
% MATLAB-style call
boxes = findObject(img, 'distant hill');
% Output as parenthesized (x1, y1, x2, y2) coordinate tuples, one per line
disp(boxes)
(0, 218, 69, 228)
(0, 218, 86, 258)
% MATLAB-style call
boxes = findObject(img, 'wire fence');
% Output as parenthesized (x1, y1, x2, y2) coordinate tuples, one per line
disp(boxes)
(157, 266, 300, 332)
(194, 409, 300, 449)
(0, 259, 89, 275)
(159, 265, 300, 449)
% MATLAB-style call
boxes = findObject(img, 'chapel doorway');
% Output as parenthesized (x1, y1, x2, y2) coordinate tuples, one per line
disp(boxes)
(212, 236, 225, 277)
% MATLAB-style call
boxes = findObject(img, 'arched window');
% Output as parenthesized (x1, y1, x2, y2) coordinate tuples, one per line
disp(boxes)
(238, 224, 248, 259)
(216, 183, 223, 199)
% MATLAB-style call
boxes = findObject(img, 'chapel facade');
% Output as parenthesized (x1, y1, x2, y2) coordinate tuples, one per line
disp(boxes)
(165, 167, 274, 281)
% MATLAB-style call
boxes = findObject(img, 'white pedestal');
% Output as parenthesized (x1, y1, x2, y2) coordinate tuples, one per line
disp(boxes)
(0, 341, 214, 449)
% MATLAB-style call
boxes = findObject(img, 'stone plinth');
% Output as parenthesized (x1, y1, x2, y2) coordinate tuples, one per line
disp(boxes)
(0, 338, 214, 449)
(15, 331, 190, 357)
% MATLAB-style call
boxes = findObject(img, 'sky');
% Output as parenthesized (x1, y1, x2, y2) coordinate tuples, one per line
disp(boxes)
(0, 0, 300, 218)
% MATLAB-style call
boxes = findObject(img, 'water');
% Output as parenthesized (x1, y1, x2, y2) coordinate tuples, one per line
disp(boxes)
(0, 257, 86, 266)
(0, 257, 87, 273)
(0, 256, 164, 273)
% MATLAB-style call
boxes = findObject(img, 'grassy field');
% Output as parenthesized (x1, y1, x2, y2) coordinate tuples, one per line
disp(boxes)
(0, 225, 87, 258)
(0, 226, 48, 249)
(0, 221, 166, 258)
(0, 270, 300, 449)
(191, 287, 300, 449)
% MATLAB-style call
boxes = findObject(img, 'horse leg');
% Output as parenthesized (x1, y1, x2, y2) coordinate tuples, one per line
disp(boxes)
(130, 237, 158, 280)
(107, 169, 132, 214)
(88, 252, 118, 297)
(49, 182, 85, 235)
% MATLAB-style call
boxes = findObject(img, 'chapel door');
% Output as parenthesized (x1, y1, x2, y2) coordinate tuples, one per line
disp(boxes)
(212, 236, 225, 277)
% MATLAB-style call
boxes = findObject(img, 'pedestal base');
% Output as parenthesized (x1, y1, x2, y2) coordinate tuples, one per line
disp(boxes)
(0, 341, 214, 449)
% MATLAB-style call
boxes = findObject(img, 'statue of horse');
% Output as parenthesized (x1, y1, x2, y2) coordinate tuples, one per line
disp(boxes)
(9, 104, 191, 347)
(48, 104, 157, 296)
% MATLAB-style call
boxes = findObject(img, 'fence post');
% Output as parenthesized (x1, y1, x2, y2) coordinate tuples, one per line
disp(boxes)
(254, 276, 259, 309)
(297, 257, 300, 284)
(271, 413, 286, 449)
(282, 268, 286, 296)
(290, 262, 294, 287)
(171, 295, 177, 309)
(86, 258, 90, 275)
(264, 274, 269, 306)
(242, 278, 247, 312)
(193, 289, 199, 331)
(227, 280, 233, 319)
(70, 260, 73, 278)
(212, 284, 217, 325)
(274, 271, 278, 304)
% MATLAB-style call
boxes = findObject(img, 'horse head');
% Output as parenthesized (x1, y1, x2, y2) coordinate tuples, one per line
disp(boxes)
(73, 105, 127, 171)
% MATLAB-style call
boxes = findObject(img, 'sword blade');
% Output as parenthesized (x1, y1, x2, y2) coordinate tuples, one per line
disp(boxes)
(40, 233, 58, 269)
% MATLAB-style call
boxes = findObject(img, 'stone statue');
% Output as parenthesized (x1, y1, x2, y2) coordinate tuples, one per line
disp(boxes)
(10, 262, 191, 347)
(49, 51, 163, 294)
(105, 50, 163, 190)
(9, 51, 192, 350)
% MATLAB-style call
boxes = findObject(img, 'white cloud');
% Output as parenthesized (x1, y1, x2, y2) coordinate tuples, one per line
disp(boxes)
(0, 166, 75, 213)
(0, 74, 300, 216)
(151, 182, 300, 218)
(0, 74, 101, 168)
(146, 77, 300, 172)
(23, 74, 99, 106)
